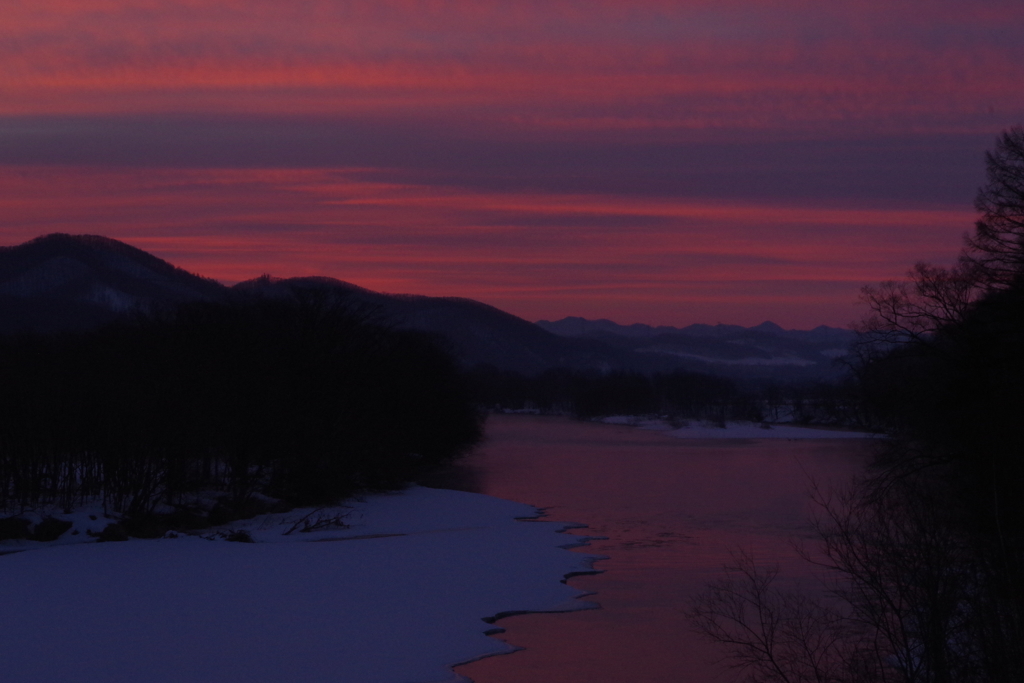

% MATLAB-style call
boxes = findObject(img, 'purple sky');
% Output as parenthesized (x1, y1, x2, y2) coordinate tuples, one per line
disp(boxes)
(2, 0, 1022, 327)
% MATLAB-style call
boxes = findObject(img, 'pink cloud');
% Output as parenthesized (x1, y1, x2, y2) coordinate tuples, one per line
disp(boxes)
(0, 1, 1013, 327)
(0, 165, 976, 327)
(1, 1, 1020, 134)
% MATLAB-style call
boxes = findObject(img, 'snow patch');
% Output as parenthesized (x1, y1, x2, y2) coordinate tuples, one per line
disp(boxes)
(600, 415, 674, 430)
(667, 421, 876, 439)
(0, 486, 600, 683)
(600, 416, 875, 439)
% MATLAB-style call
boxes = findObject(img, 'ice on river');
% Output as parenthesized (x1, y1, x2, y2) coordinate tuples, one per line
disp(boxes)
(0, 486, 598, 683)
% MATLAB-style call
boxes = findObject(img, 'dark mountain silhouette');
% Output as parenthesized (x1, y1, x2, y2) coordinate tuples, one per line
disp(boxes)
(230, 280, 854, 379)
(232, 275, 638, 375)
(0, 234, 854, 379)
(539, 316, 852, 345)
(0, 234, 228, 334)
(537, 316, 855, 380)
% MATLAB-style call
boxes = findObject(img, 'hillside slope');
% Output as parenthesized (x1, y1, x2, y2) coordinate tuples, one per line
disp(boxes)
(0, 234, 228, 333)
(0, 234, 854, 379)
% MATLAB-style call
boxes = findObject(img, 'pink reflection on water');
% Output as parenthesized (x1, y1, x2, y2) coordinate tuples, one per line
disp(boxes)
(449, 415, 871, 683)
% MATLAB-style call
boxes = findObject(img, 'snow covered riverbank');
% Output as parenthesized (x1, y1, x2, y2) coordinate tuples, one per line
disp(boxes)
(0, 486, 599, 683)
(601, 416, 876, 439)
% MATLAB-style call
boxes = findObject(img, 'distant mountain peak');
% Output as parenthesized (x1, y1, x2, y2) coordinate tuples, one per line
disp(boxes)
(0, 233, 228, 333)
(2, 233, 220, 285)
(538, 316, 849, 338)
(1, 234, 854, 381)
(24, 233, 134, 250)
(234, 274, 372, 292)
(533, 316, 855, 380)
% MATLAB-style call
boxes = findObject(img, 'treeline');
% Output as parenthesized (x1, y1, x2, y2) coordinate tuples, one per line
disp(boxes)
(467, 365, 865, 426)
(0, 294, 482, 527)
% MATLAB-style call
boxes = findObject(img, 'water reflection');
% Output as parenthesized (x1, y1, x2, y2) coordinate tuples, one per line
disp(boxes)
(437, 414, 871, 683)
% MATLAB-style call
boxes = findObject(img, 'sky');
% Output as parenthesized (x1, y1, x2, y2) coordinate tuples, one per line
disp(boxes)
(1, 1, 1022, 328)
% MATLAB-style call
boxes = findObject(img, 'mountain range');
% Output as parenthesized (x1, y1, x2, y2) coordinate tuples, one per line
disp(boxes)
(536, 317, 854, 377)
(0, 234, 855, 381)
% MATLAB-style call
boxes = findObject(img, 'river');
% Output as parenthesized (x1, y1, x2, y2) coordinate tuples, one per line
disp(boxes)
(428, 414, 872, 683)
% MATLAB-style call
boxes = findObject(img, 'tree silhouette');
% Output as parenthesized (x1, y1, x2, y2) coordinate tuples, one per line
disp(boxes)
(858, 126, 1024, 348)
(693, 126, 1024, 683)
(967, 126, 1024, 288)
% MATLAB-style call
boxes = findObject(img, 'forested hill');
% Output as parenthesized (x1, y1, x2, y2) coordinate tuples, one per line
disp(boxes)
(0, 234, 852, 380)
(0, 234, 228, 333)
(232, 275, 636, 375)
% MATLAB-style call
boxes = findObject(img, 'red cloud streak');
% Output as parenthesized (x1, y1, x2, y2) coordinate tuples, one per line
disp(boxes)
(0, 166, 975, 328)
(1, 1, 1021, 135)
(0, 1, 1014, 326)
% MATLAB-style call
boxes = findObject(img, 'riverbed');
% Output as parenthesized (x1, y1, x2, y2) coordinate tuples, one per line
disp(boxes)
(439, 414, 872, 683)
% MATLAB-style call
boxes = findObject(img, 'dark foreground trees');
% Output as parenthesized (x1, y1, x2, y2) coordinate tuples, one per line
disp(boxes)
(0, 294, 482, 522)
(467, 365, 746, 420)
(689, 126, 1024, 683)
(853, 128, 1024, 681)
